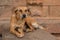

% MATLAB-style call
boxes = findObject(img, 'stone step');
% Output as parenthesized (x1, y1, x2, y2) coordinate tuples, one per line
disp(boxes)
(2, 24, 57, 40)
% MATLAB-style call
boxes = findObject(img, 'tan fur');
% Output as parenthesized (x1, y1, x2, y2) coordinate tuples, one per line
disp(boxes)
(24, 16, 45, 32)
(10, 6, 26, 37)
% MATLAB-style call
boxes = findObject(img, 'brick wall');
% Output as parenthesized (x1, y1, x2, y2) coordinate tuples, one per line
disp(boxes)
(0, 0, 60, 33)
(43, 0, 60, 17)
(43, 0, 60, 33)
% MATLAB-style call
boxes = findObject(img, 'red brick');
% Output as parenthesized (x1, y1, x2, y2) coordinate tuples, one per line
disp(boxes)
(0, 0, 26, 6)
(43, 6, 49, 17)
(43, 0, 60, 5)
(49, 6, 60, 17)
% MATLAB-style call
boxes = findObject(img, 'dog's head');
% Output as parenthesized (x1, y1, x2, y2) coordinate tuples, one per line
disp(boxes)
(14, 6, 31, 19)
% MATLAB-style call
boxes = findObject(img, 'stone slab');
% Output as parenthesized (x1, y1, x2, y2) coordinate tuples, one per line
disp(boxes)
(2, 24, 56, 40)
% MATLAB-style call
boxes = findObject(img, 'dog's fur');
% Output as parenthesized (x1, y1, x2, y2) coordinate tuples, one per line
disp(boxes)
(10, 6, 45, 38)
(10, 6, 26, 37)
(24, 16, 45, 32)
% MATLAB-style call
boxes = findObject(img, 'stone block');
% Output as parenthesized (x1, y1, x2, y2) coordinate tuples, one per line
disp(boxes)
(28, 6, 43, 17)
(2, 24, 56, 40)
(49, 6, 60, 17)
(0, 0, 26, 6)
(43, 6, 49, 17)
(43, 0, 60, 5)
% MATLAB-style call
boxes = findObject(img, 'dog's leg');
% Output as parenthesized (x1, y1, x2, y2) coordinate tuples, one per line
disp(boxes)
(31, 22, 46, 30)
(18, 28, 24, 37)
(24, 18, 35, 32)
(17, 24, 24, 37)
(10, 25, 24, 38)
(26, 23, 35, 32)
(10, 15, 24, 37)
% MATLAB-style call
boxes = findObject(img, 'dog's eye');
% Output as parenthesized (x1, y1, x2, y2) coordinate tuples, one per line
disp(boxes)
(19, 10, 22, 12)
(25, 9, 30, 12)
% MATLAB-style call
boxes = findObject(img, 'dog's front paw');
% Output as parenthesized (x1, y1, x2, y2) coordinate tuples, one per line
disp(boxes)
(26, 28, 35, 32)
(16, 34, 24, 38)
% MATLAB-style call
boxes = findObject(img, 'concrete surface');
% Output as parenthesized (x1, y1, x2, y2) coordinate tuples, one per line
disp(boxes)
(2, 24, 57, 40)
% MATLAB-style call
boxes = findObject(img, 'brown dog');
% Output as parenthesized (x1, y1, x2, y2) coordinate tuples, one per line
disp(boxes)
(10, 6, 27, 37)
(10, 6, 45, 38)
(10, 6, 34, 38)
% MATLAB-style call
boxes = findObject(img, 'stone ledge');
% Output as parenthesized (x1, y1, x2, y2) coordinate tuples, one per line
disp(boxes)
(2, 23, 56, 40)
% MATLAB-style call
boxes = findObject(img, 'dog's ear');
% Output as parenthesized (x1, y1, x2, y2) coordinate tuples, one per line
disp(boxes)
(12, 7, 18, 14)
(12, 7, 17, 16)
(14, 9, 18, 15)
(27, 9, 31, 16)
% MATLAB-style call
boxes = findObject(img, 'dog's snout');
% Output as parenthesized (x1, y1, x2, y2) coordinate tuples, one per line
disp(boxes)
(22, 14, 26, 19)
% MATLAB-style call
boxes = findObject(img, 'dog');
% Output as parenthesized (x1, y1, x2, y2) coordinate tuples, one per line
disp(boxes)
(10, 6, 34, 38)
(10, 6, 27, 37)
(10, 6, 45, 38)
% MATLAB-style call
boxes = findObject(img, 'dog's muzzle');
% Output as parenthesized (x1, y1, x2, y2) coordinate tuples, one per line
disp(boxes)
(22, 14, 26, 19)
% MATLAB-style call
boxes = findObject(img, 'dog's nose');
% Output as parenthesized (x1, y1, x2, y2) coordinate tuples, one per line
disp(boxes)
(22, 14, 26, 18)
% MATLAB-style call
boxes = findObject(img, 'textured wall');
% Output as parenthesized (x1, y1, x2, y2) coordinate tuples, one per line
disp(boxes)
(43, 0, 60, 33)
(43, 0, 60, 17)
(0, 0, 60, 34)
